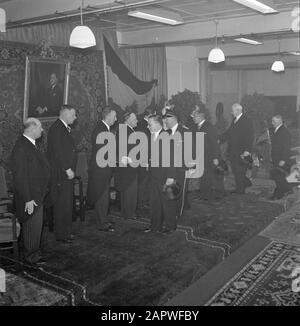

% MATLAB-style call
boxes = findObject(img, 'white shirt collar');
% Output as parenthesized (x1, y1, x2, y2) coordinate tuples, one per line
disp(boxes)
(59, 118, 69, 130)
(274, 124, 283, 133)
(234, 113, 243, 123)
(23, 134, 36, 146)
(153, 128, 162, 141)
(171, 123, 178, 135)
(126, 123, 135, 133)
(198, 120, 206, 129)
(102, 120, 110, 131)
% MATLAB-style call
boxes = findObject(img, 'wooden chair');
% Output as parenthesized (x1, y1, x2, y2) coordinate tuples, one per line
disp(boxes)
(73, 151, 88, 221)
(0, 167, 20, 263)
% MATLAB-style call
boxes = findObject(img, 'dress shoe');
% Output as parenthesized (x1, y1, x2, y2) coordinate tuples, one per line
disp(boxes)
(98, 225, 115, 232)
(230, 189, 245, 194)
(162, 228, 176, 234)
(67, 234, 75, 240)
(56, 239, 73, 244)
(143, 228, 152, 233)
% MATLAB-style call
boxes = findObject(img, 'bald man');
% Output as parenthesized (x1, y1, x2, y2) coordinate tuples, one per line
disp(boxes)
(10, 118, 50, 265)
(220, 103, 254, 194)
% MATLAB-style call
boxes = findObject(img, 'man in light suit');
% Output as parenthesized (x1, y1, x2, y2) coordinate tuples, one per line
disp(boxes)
(269, 115, 292, 200)
(220, 103, 254, 194)
(47, 105, 77, 243)
(87, 107, 117, 232)
(10, 118, 50, 264)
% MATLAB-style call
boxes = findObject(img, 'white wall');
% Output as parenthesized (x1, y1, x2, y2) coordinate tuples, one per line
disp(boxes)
(166, 46, 198, 99)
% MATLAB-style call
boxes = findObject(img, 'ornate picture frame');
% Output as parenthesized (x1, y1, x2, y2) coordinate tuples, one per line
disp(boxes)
(23, 56, 70, 122)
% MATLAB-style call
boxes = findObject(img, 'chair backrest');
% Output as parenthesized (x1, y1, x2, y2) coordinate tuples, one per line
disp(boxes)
(0, 166, 8, 199)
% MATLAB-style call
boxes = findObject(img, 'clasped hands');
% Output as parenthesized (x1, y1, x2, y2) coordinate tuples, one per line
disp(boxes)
(25, 200, 38, 215)
(120, 156, 133, 166)
(66, 168, 75, 180)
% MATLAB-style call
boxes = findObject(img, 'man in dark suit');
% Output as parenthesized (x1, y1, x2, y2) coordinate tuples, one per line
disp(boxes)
(269, 115, 292, 200)
(45, 73, 63, 116)
(87, 107, 117, 232)
(135, 107, 153, 210)
(36, 73, 63, 117)
(115, 112, 139, 219)
(190, 106, 221, 200)
(47, 105, 77, 243)
(145, 114, 185, 234)
(163, 109, 190, 218)
(220, 103, 254, 194)
(10, 118, 50, 264)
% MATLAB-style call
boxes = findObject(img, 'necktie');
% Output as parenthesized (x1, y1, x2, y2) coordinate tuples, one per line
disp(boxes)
(67, 126, 71, 133)
(167, 129, 172, 135)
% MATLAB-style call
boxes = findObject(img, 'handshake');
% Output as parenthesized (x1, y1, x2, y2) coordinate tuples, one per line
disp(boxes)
(120, 156, 133, 166)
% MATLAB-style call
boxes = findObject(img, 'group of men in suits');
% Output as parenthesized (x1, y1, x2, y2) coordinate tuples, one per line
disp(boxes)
(10, 105, 77, 265)
(10, 100, 293, 265)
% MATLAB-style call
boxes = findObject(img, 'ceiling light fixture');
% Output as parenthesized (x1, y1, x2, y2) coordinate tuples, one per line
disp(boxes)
(208, 21, 225, 63)
(69, 0, 96, 48)
(232, 0, 278, 14)
(288, 51, 300, 56)
(234, 37, 263, 45)
(271, 40, 284, 72)
(128, 8, 183, 25)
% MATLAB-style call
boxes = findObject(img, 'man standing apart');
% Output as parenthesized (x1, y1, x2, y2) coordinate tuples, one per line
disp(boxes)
(10, 118, 50, 264)
(47, 105, 77, 243)
(220, 103, 254, 194)
(269, 115, 292, 200)
(87, 107, 117, 232)
(190, 106, 220, 200)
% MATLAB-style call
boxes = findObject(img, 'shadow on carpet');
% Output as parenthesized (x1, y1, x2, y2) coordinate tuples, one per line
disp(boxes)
(0, 191, 284, 306)
(40, 216, 222, 306)
(178, 192, 284, 253)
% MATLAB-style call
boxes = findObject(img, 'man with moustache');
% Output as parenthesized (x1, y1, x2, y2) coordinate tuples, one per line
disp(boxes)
(10, 118, 50, 265)
(87, 107, 117, 232)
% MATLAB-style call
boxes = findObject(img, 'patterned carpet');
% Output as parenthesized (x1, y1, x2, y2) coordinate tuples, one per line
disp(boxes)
(0, 191, 284, 306)
(260, 202, 300, 246)
(0, 266, 67, 306)
(205, 241, 300, 306)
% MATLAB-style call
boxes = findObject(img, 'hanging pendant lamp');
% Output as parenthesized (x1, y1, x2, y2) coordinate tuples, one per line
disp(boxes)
(69, 0, 96, 49)
(271, 39, 285, 72)
(208, 21, 225, 63)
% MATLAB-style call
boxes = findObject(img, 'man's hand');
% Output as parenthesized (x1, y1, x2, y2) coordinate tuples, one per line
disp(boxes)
(185, 169, 196, 178)
(121, 156, 133, 166)
(213, 158, 219, 166)
(166, 178, 175, 185)
(25, 200, 38, 215)
(66, 168, 75, 180)
(241, 151, 251, 158)
(279, 160, 286, 167)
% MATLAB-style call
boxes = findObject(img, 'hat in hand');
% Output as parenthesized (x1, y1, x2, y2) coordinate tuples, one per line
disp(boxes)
(214, 159, 228, 175)
(162, 182, 181, 200)
(240, 154, 253, 168)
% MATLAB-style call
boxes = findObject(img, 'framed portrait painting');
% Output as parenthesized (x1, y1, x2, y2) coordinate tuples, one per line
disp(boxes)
(23, 56, 70, 122)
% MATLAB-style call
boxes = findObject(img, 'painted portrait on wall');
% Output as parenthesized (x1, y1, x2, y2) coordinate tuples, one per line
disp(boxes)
(23, 56, 70, 122)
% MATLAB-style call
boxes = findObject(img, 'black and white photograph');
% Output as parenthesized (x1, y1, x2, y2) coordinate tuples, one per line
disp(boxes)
(0, 0, 299, 311)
